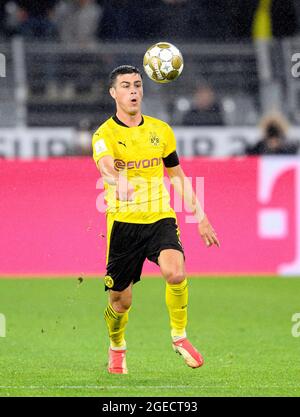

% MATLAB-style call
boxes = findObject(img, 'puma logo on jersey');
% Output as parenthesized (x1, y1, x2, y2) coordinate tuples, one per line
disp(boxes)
(118, 141, 127, 147)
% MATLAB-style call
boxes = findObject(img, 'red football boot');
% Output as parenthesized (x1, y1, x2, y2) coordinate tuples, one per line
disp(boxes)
(173, 338, 204, 368)
(108, 348, 128, 374)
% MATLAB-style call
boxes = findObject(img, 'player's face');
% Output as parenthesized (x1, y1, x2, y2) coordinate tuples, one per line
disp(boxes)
(110, 73, 143, 116)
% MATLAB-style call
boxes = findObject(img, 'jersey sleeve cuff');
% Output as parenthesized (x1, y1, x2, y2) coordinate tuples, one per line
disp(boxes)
(163, 150, 179, 168)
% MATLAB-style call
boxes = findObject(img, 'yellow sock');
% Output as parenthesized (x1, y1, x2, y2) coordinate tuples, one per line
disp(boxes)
(165, 278, 188, 339)
(104, 304, 130, 348)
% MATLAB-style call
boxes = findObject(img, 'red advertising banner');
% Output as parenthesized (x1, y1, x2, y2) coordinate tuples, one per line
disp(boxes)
(0, 157, 298, 276)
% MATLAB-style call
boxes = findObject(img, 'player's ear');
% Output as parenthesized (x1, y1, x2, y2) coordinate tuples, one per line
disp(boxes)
(109, 87, 116, 100)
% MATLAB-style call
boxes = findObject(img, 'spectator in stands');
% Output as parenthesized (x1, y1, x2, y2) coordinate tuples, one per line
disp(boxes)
(154, 0, 194, 41)
(190, 0, 235, 41)
(269, 0, 299, 38)
(150, 0, 233, 42)
(15, 0, 59, 40)
(54, 0, 102, 45)
(246, 113, 299, 155)
(253, 0, 298, 40)
(73, 118, 93, 155)
(0, 2, 7, 38)
(294, 1, 300, 32)
(231, 0, 298, 41)
(182, 84, 225, 126)
(97, 0, 234, 42)
(98, 0, 140, 41)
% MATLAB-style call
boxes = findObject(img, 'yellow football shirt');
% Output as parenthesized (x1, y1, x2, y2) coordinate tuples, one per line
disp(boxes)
(92, 114, 178, 224)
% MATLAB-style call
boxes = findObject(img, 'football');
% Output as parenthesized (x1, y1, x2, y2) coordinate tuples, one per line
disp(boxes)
(143, 42, 184, 83)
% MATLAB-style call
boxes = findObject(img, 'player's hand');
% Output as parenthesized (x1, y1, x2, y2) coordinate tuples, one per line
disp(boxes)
(198, 215, 220, 248)
(116, 175, 135, 201)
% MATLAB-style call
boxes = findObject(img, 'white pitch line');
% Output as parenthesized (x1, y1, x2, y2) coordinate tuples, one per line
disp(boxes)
(0, 385, 300, 390)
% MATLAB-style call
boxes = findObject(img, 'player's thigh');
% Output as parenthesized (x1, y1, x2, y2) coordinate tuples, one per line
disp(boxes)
(158, 249, 186, 284)
(105, 220, 146, 291)
(109, 282, 133, 313)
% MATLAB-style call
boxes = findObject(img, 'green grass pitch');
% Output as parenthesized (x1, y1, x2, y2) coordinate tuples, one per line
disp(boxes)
(0, 276, 300, 397)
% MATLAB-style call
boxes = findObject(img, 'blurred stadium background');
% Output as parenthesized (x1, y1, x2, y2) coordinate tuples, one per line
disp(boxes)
(1, 0, 300, 398)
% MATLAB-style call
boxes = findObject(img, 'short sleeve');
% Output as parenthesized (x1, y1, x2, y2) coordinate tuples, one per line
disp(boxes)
(92, 130, 114, 165)
(163, 123, 177, 158)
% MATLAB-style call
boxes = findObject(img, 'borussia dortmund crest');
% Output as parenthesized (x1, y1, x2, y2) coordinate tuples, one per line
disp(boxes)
(150, 132, 160, 146)
(104, 275, 114, 288)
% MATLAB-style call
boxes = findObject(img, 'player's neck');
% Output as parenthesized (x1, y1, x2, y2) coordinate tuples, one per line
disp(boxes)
(115, 110, 142, 127)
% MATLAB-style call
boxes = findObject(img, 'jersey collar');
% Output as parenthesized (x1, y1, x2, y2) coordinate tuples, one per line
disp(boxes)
(112, 114, 144, 128)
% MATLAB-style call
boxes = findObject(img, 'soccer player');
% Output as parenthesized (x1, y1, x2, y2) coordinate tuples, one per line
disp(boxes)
(92, 65, 220, 374)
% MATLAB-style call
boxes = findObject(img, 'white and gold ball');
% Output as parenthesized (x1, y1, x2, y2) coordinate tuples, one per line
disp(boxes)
(143, 42, 184, 83)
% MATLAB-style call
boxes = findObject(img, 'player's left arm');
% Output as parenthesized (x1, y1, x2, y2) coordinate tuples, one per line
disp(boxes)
(166, 164, 220, 248)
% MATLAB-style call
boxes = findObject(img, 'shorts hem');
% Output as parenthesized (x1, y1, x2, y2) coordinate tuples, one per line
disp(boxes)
(104, 277, 140, 292)
(149, 244, 185, 265)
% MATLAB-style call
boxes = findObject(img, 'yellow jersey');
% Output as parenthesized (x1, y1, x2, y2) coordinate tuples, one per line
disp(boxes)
(92, 114, 178, 224)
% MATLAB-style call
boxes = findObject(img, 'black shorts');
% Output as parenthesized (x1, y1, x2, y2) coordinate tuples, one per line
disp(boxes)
(104, 217, 185, 292)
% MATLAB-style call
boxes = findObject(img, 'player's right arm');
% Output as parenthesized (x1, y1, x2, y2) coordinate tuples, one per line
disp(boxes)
(97, 156, 135, 201)
(92, 130, 134, 201)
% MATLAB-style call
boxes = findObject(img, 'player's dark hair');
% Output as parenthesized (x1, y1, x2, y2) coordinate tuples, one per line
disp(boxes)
(109, 65, 142, 89)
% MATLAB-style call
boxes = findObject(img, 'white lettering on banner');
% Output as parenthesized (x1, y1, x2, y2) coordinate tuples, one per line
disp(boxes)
(291, 53, 300, 78)
(258, 157, 300, 275)
(258, 209, 288, 238)
(0, 128, 75, 159)
(0, 127, 299, 158)
(174, 127, 300, 157)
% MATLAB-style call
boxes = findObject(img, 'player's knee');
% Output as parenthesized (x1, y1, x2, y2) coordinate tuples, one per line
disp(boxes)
(165, 270, 185, 285)
(110, 291, 132, 313)
(112, 299, 132, 313)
